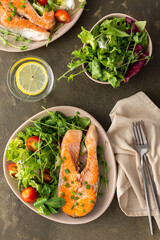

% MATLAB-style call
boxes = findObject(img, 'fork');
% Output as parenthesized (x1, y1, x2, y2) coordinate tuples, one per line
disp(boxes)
(132, 121, 154, 234)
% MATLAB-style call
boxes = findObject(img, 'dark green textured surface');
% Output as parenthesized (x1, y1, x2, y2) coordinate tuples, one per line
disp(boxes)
(1, 0, 160, 239)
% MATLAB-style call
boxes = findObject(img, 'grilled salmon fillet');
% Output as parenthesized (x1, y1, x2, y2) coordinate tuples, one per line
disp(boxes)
(0, 5, 50, 40)
(1, 0, 55, 30)
(58, 124, 99, 217)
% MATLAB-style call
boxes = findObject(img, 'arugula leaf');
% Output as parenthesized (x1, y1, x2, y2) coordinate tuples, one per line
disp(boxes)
(78, 27, 97, 50)
(100, 18, 130, 37)
(91, 57, 102, 79)
(78, 117, 91, 129)
(137, 31, 148, 49)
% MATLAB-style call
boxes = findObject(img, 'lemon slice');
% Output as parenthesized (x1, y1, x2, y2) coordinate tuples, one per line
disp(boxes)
(16, 62, 48, 95)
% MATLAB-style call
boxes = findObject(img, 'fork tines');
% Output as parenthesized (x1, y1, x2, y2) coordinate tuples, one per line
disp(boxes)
(132, 121, 148, 145)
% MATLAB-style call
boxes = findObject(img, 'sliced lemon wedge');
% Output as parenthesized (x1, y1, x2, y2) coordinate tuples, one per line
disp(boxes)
(16, 62, 48, 95)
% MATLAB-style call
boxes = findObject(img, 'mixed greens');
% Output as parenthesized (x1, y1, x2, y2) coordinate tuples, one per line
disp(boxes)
(0, 28, 31, 51)
(29, 0, 77, 16)
(58, 17, 150, 87)
(6, 109, 108, 216)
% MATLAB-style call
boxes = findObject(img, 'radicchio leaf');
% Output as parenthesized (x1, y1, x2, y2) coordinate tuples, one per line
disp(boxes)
(125, 17, 140, 34)
(134, 45, 143, 53)
(125, 51, 148, 82)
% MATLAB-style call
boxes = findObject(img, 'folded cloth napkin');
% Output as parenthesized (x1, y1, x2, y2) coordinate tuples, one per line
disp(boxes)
(107, 91, 160, 229)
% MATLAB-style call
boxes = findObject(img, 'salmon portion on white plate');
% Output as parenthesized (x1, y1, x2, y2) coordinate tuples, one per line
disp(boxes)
(1, 0, 55, 30)
(58, 124, 99, 217)
(0, 5, 50, 41)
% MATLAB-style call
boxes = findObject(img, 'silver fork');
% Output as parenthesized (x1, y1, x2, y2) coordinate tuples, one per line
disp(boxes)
(132, 121, 160, 217)
(132, 121, 155, 234)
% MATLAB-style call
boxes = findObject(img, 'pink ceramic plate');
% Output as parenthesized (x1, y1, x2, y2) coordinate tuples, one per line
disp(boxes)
(0, 0, 84, 52)
(3, 106, 117, 224)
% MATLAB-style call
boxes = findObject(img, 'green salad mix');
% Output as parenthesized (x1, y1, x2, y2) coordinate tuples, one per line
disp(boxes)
(59, 17, 150, 87)
(6, 109, 108, 216)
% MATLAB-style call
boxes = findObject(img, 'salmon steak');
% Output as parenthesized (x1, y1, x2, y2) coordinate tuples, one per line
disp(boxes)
(0, 5, 50, 41)
(1, 0, 55, 30)
(58, 124, 99, 217)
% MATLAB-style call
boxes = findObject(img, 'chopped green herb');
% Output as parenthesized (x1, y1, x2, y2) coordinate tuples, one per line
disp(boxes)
(9, 2, 13, 8)
(7, 17, 11, 21)
(21, 0, 25, 3)
(78, 192, 82, 196)
(62, 176, 66, 181)
(72, 191, 76, 195)
(61, 192, 65, 197)
(70, 195, 74, 200)
(64, 169, 70, 174)
(74, 202, 79, 206)
(90, 200, 94, 203)
(84, 181, 88, 184)
(82, 209, 85, 213)
(63, 157, 66, 160)
(86, 184, 91, 189)
(81, 204, 84, 207)
(71, 205, 75, 210)
(74, 197, 79, 200)
(65, 183, 70, 188)
(20, 4, 25, 8)
(11, 12, 16, 17)
(71, 181, 74, 184)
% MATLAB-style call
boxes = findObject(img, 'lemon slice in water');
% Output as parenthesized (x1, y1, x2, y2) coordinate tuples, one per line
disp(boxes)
(16, 62, 48, 95)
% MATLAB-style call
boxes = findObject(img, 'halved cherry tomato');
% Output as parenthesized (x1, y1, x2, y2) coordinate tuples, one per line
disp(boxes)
(37, 0, 48, 5)
(54, 10, 70, 23)
(21, 187, 38, 203)
(8, 163, 18, 178)
(26, 136, 39, 152)
(39, 169, 52, 183)
(43, 169, 52, 183)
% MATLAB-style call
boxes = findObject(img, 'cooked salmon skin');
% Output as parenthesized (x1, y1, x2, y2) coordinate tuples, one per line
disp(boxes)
(0, 5, 50, 40)
(1, 0, 55, 30)
(58, 124, 99, 217)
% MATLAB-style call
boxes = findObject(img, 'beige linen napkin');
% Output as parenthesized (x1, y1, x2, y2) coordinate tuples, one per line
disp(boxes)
(107, 91, 160, 229)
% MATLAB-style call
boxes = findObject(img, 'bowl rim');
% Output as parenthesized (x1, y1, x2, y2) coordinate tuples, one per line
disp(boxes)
(82, 13, 153, 85)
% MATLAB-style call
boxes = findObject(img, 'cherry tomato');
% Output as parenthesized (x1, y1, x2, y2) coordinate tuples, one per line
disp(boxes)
(37, 0, 48, 5)
(8, 163, 18, 178)
(26, 136, 39, 152)
(43, 169, 52, 183)
(21, 187, 38, 203)
(54, 10, 70, 23)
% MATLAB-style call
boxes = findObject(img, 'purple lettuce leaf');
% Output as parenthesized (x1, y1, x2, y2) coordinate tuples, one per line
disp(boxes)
(125, 51, 148, 82)
(125, 17, 140, 34)
(134, 45, 143, 53)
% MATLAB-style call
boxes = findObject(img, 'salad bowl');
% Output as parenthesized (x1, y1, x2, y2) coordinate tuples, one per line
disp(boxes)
(83, 13, 153, 85)
(3, 106, 117, 224)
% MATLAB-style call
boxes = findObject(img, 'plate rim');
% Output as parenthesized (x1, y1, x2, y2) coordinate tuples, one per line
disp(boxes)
(3, 106, 117, 224)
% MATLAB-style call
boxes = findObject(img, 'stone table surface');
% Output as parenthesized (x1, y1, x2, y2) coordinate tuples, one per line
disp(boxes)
(0, 0, 160, 239)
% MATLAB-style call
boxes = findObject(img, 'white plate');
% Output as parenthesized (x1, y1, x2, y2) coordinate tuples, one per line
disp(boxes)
(3, 106, 117, 224)
(0, 0, 84, 52)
